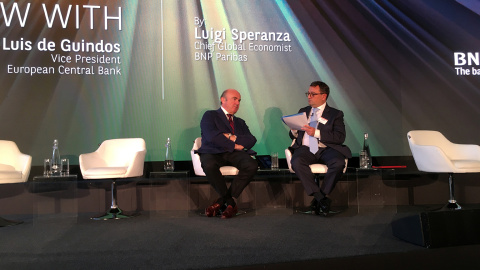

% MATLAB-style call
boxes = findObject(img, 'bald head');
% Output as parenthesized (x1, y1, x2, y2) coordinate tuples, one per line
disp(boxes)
(221, 89, 242, 115)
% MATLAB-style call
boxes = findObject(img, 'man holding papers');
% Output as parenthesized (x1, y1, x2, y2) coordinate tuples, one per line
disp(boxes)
(288, 81, 352, 216)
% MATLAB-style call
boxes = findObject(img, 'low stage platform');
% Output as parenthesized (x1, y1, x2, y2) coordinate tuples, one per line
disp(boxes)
(1, 166, 480, 269)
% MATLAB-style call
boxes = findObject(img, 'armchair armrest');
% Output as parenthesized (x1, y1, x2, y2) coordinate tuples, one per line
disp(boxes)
(124, 150, 146, 178)
(411, 144, 457, 172)
(79, 152, 107, 173)
(450, 144, 480, 161)
(17, 153, 32, 182)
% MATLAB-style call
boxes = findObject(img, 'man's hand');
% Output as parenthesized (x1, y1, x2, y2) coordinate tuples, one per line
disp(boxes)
(223, 133, 237, 142)
(301, 125, 316, 137)
(234, 144, 244, 151)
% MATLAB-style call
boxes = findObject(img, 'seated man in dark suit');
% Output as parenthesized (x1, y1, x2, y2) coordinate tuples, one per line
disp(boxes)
(197, 89, 258, 219)
(289, 81, 352, 216)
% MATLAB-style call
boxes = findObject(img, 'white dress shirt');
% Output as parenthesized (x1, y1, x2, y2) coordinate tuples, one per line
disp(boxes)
(302, 104, 327, 148)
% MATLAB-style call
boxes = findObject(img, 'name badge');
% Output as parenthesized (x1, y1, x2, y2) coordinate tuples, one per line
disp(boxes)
(318, 117, 328, 125)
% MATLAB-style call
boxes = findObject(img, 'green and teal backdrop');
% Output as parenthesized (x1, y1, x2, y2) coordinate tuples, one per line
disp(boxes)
(1, 0, 480, 165)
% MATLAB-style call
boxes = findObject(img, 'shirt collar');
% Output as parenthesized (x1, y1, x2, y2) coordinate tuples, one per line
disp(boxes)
(312, 103, 326, 112)
(220, 106, 230, 117)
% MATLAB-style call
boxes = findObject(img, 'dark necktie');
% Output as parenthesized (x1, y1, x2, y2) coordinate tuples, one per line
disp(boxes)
(227, 114, 235, 134)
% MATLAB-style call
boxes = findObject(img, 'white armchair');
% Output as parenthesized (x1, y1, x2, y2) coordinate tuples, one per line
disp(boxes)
(79, 138, 146, 220)
(285, 148, 348, 174)
(0, 140, 32, 184)
(190, 137, 239, 176)
(407, 130, 480, 210)
(0, 140, 31, 227)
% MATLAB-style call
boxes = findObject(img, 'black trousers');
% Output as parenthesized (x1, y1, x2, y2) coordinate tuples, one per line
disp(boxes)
(291, 146, 346, 196)
(200, 151, 258, 199)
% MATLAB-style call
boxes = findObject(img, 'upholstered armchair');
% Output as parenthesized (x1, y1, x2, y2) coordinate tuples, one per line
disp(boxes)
(0, 140, 31, 226)
(191, 137, 239, 176)
(79, 138, 146, 220)
(407, 130, 480, 210)
(0, 140, 32, 184)
(285, 148, 348, 174)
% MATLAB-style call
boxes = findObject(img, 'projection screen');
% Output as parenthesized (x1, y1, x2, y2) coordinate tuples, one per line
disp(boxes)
(1, 0, 480, 165)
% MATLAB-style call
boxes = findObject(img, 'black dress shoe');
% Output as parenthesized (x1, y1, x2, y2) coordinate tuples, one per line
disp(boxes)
(315, 197, 332, 216)
(310, 198, 317, 211)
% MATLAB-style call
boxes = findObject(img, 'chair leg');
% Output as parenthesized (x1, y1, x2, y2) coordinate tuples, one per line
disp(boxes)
(91, 180, 136, 220)
(441, 173, 462, 211)
(0, 216, 23, 227)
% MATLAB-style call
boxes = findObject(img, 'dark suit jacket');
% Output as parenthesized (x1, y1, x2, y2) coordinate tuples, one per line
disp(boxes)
(198, 108, 256, 154)
(289, 104, 352, 158)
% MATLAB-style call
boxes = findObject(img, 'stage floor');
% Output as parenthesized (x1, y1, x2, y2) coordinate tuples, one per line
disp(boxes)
(1, 205, 480, 269)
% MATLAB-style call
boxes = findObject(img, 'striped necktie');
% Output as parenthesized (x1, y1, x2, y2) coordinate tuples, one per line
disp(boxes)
(227, 114, 235, 134)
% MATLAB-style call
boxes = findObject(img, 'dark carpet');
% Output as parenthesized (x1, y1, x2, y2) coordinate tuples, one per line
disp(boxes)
(0, 206, 479, 269)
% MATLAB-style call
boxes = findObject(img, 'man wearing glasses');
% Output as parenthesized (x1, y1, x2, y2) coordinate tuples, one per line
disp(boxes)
(288, 81, 352, 216)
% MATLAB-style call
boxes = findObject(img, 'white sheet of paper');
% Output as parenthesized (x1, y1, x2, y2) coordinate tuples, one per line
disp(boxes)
(281, 112, 307, 130)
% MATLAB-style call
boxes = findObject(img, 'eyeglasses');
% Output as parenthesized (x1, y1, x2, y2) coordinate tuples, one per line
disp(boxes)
(305, 92, 326, 97)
